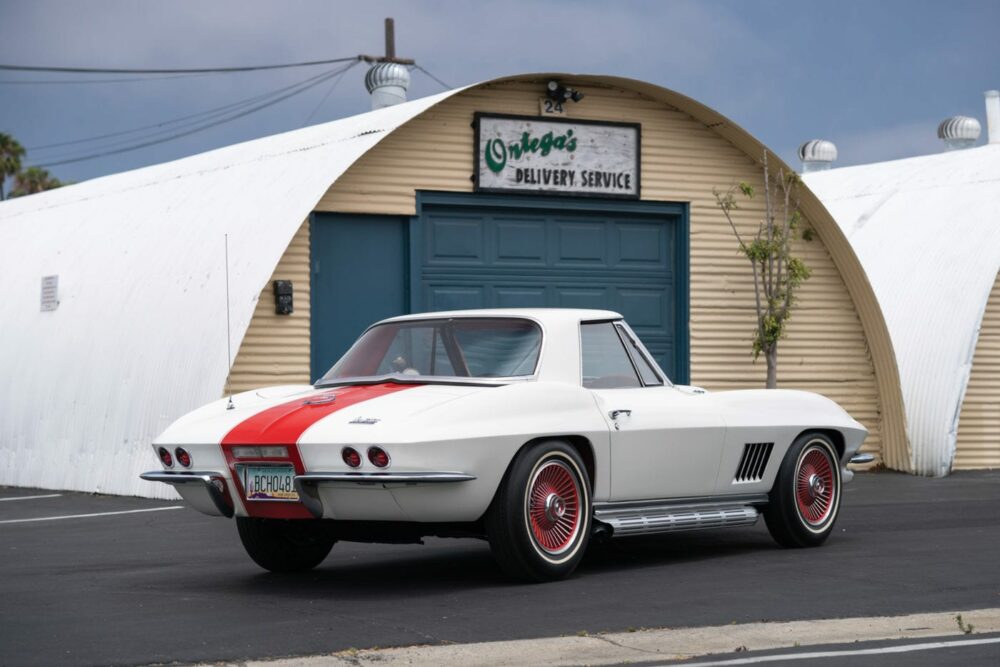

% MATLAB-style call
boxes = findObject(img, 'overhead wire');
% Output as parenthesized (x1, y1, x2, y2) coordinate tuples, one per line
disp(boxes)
(0, 73, 214, 85)
(14, 55, 447, 169)
(412, 64, 451, 91)
(0, 56, 360, 75)
(34, 62, 358, 168)
(36, 63, 353, 165)
(28, 67, 344, 153)
(302, 60, 360, 127)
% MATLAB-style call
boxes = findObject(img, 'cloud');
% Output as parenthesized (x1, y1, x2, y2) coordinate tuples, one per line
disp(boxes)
(0, 0, 780, 182)
(2, 1, 996, 182)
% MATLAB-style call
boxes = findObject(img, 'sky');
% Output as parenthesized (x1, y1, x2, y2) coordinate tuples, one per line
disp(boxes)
(1, 0, 998, 185)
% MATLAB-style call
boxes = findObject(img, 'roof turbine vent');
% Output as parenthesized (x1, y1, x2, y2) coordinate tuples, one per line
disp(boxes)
(984, 90, 999, 144)
(937, 116, 981, 150)
(364, 62, 410, 110)
(798, 139, 838, 173)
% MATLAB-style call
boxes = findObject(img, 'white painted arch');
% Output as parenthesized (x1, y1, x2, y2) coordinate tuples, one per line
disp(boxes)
(806, 144, 1000, 475)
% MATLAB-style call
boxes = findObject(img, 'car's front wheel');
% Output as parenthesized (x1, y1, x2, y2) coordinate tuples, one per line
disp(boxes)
(485, 440, 591, 582)
(236, 517, 335, 572)
(764, 432, 842, 548)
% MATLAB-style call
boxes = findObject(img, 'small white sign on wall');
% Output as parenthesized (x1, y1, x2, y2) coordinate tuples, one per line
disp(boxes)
(41, 275, 59, 312)
(475, 113, 640, 199)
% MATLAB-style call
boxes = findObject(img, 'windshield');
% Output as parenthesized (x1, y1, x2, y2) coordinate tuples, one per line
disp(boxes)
(318, 317, 542, 384)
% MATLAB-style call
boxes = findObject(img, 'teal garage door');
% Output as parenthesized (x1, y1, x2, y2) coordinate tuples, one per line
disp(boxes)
(416, 193, 689, 382)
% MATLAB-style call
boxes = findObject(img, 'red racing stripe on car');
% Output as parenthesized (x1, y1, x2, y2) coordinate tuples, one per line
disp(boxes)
(221, 383, 418, 445)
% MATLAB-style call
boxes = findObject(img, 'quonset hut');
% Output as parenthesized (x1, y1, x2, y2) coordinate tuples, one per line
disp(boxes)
(0, 73, 905, 499)
(805, 105, 1000, 475)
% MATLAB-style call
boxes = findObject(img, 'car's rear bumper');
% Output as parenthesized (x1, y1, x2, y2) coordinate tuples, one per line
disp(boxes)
(140, 469, 477, 521)
(294, 471, 476, 519)
(139, 471, 235, 517)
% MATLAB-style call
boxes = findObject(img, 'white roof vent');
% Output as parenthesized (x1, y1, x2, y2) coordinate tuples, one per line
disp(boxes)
(937, 116, 981, 150)
(985, 90, 999, 144)
(798, 139, 838, 172)
(364, 62, 410, 110)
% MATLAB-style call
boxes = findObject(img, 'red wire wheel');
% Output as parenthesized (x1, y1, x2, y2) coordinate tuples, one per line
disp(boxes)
(795, 443, 837, 527)
(526, 459, 581, 556)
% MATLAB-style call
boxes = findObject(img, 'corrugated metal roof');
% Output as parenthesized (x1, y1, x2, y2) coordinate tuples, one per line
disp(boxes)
(0, 89, 458, 498)
(805, 144, 1000, 475)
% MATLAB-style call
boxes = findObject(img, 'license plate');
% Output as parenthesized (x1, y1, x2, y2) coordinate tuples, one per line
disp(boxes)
(237, 464, 298, 502)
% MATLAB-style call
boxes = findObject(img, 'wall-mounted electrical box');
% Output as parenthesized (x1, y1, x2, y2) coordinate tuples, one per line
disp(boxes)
(41, 275, 59, 312)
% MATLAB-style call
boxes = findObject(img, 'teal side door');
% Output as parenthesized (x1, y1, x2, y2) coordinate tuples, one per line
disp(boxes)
(310, 213, 408, 381)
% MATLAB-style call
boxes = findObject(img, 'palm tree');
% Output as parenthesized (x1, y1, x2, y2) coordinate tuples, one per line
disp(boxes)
(10, 166, 62, 198)
(0, 132, 26, 201)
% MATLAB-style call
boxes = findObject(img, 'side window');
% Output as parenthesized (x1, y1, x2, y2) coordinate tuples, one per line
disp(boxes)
(616, 324, 663, 386)
(580, 322, 641, 389)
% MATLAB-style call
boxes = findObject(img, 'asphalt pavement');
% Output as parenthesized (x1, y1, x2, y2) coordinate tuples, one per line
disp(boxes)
(1, 471, 998, 666)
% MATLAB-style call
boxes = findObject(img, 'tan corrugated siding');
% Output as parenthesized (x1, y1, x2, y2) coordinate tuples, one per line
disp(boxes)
(315, 79, 883, 458)
(229, 220, 311, 392)
(954, 271, 1000, 469)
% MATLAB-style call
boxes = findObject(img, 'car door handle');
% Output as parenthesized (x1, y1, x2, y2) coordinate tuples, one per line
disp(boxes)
(609, 409, 632, 420)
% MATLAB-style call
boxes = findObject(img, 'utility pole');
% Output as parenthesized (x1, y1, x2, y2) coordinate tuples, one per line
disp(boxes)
(359, 18, 415, 65)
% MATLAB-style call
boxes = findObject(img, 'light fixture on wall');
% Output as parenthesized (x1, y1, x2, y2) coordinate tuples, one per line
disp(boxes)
(273, 280, 293, 315)
(546, 80, 584, 104)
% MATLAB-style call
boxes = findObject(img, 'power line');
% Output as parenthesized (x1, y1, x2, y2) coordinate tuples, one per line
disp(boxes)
(28, 67, 342, 152)
(34, 63, 357, 168)
(0, 73, 213, 85)
(302, 61, 360, 126)
(0, 56, 360, 75)
(36, 64, 352, 165)
(33, 69, 339, 161)
(412, 64, 452, 91)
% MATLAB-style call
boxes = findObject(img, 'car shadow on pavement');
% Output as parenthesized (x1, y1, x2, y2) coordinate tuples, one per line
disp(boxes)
(224, 543, 510, 599)
(579, 527, 779, 574)
(196, 527, 784, 601)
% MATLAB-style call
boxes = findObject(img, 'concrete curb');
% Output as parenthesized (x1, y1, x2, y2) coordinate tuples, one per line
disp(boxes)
(186, 608, 1000, 666)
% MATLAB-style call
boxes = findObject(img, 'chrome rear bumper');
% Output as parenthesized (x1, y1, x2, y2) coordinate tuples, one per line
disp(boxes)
(849, 453, 876, 465)
(293, 471, 476, 519)
(140, 471, 235, 518)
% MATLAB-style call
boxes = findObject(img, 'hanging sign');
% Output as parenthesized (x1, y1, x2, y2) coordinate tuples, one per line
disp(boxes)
(474, 113, 640, 198)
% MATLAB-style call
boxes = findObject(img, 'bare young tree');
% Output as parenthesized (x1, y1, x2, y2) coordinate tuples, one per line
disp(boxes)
(714, 151, 812, 388)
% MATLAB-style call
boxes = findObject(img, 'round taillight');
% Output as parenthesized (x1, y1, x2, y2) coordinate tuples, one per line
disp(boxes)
(368, 446, 390, 468)
(157, 447, 173, 468)
(342, 447, 362, 468)
(175, 447, 192, 468)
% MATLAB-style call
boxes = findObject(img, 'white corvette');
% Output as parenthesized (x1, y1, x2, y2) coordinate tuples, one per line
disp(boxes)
(142, 309, 871, 581)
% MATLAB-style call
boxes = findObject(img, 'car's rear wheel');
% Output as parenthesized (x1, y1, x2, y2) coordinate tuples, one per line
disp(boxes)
(485, 440, 591, 582)
(764, 432, 841, 548)
(236, 517, 335, 572)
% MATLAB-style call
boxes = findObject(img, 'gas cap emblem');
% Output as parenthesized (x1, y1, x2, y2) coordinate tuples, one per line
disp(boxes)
(303, 392, 337, 405)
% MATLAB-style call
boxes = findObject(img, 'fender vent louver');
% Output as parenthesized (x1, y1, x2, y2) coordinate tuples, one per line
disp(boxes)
(734, 442, 774, 483)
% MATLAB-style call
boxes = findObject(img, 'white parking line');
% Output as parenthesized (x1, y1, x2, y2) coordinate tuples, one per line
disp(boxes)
(669, 636, 1000, 666)
(0, 506, 185, 525)
(0, 493, 63, 502)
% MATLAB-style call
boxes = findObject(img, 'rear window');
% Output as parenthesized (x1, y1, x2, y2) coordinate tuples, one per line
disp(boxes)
(319, 317, 542, 382)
